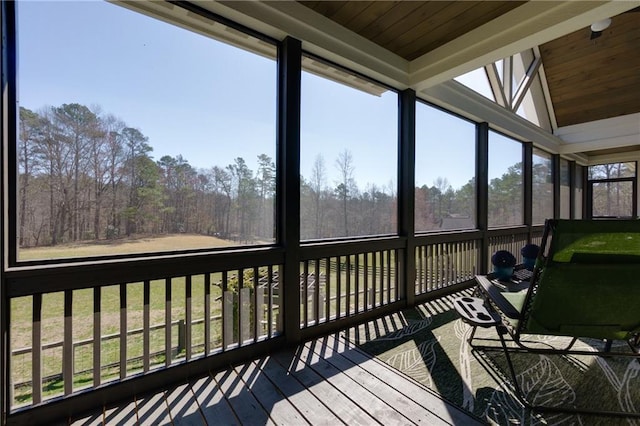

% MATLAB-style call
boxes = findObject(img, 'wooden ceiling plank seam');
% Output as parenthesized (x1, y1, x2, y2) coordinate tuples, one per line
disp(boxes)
(298, 1, 348, 20)
(553, 96, 640, 115)
(554, 92, 640, 113)
(549, 75, 640, 102)
(549, 73, 640, 101)
(327, 1, 374, 27)
(397, 1, 490, 60)
(546, 65, 640, 94)
(377, 1, 464, 58)
(359, 2, 427, 43)
(400, 1, 526, 60)
(341, 1, 396, 33)
(541, 34, 640, 70)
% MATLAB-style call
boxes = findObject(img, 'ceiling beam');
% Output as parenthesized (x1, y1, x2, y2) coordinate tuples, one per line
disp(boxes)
(555, 113, 640, 155)
(409, 1, 640, 91)
(212, 0, 411, 88)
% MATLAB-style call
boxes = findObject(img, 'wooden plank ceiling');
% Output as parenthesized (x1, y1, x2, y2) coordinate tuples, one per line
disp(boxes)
(540, 8, 640, 127)
(298, 1, 640, 129)
(299, 1, 524, 61)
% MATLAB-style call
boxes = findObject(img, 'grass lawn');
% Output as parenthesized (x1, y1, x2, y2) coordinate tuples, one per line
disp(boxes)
(11, 236, 400, 404)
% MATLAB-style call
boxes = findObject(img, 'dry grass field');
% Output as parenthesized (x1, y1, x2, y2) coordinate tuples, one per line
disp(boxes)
(18, 233, 241, 260)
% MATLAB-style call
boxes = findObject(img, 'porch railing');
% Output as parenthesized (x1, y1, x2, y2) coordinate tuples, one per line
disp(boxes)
(4, 226, 539, 419)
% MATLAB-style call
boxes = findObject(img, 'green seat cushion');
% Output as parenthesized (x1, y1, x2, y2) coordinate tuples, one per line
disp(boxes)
(501, 290, 527, 329)
(523, 263, 640, 340)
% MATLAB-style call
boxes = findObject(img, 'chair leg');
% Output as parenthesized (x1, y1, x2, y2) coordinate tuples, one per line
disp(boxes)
(628, 334, 640, 354)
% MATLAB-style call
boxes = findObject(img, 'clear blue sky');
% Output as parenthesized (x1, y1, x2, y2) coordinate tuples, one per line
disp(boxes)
(17, 0, 519, 191)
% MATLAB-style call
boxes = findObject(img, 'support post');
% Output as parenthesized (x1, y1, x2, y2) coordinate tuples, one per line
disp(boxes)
(398, 89, 416, 307)
(278, 37, 302, 344)
(476, 123, 489, 274)
(523, 142, 533, 239)
(552, 154, 560, 219)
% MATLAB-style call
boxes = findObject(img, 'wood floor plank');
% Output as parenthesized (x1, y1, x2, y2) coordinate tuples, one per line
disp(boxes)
(191, 375, 239, 425)
(318, 334, 484, 425)
(234, 359, 310, 425)
(271, 350, 379, 425)
(213, 367, 274, 425)
(257, 353, 343, 425)
(69, 411, 103, 426)
(135, 391, 172, 425)
(304, 337, 453, 425)
(293, 343, 414, 425)
(103, 399, 138, 425)
(164, 382, 205, 425)
(63, 328, 483, 426)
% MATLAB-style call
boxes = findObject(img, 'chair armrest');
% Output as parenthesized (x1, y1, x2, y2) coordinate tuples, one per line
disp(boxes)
(475, 275, 522, 319)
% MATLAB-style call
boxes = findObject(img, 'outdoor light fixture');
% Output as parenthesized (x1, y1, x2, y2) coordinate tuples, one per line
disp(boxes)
(590, 18, 612, 39)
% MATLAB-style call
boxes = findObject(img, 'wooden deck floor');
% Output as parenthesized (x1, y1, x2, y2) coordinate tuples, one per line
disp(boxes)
(69, 333, 483, 425)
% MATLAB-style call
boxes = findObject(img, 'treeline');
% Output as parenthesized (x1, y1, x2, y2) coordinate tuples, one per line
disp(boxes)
(18, 103, 536, 249)
(19, 104, 276, 247)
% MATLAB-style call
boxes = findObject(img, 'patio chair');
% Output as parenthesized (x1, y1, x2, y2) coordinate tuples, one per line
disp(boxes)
(454, 219, 640, 417)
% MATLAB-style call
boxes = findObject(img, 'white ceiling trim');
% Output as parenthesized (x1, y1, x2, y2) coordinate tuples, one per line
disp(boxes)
(587, 151, 640, 166)
(555, 113, 640, 142)
(556, 113, 640, 155)
(408, 1, 640, 92)
(212, 0, 410, 88)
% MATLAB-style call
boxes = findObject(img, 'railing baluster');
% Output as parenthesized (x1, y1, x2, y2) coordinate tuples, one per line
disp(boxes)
(393, 249, 397, 301)
(253, 266, 259, 342)
(419, 246, 423, 292)
(325, 258, 331, 320)
(372, 252, 378, 307)
(267, 266, 273, 338)
(314, 260, 320, 324)
(119, 284, 127, 380)
(32, 294, 42, 404)
(222, 271, 233, 348)
(386, 250, 391, 304)
(165, 278, 172, 367)
(64, 290, 73, 395)
(346, 255, 351, 316)
(303, 261, 309, 327)
(204, 274, 211, 355)
(93, 287, 101, 386)
(429, 245, 434, 290)
(185, 275, 192, 361)
(143, 280, 150, 372)
(354, 255, 360, 313)
(363, 254, 369, 310)
(236, 269, 243, 345)
(437, 243, 443, 288)
(336, 257, 342, 317)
